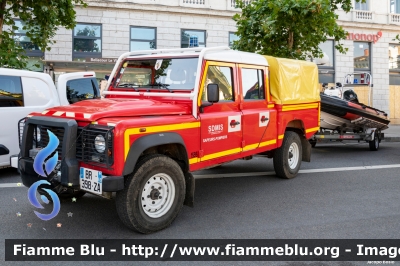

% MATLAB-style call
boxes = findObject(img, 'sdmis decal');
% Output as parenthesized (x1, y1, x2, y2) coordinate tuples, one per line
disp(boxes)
(27, 130, 61, 221)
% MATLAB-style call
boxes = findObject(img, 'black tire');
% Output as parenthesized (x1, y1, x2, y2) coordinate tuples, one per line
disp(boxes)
(116, 154, 186, 234)
(273, 131, 302, 179)
(369, 135, 379, 151)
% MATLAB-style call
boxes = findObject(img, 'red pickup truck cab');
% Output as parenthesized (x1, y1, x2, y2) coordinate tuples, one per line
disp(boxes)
(19, 47, 320, 233)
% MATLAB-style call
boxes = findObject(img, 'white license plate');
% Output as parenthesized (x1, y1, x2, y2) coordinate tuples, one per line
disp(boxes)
(80, 167, 102, 195)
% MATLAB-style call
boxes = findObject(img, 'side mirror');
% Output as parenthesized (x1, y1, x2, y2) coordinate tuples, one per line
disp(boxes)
(200, 84, 220, 113)
(207, 84, 219, 103)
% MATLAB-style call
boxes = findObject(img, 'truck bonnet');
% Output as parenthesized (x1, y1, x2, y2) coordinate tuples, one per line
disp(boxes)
(39, 98, 191, 121)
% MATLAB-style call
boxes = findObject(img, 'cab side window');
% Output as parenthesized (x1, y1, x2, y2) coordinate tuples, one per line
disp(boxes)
(202, 65, 234, 102)
(242, 68, 265, 100)
(67, 78, 99, 104)
(0, 75, 24, 107)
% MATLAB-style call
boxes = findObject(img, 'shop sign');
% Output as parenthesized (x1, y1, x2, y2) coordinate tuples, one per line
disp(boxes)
(347, 31, 382, 43)
(85, 57, 118, 63)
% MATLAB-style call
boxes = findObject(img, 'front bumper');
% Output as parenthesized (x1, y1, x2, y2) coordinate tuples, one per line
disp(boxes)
(19, 116, 124, 192)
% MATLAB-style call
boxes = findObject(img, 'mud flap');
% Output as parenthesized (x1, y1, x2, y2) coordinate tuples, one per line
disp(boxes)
(184, 172, 195, 207)
(301, 137, 311, 162)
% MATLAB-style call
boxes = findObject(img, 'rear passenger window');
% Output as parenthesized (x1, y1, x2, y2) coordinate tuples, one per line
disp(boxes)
(0, 75, 24, 107)
(242, 68, 265, 100)
(66, 78, 99, 104)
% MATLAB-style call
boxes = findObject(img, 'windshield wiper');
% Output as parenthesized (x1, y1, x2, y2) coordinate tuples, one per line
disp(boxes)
(147, 83, 173, 93)
(117, 83, 139, 91)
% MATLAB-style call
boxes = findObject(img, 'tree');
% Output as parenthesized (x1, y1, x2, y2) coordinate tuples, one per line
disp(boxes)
(232, 0, 364, 60)
(0, 0, 87, 69)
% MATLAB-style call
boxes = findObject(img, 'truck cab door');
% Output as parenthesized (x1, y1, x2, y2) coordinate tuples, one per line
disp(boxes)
(57, 72, 100, 105)
(198, 62, 242, 164)
(239, 65, 277, 152)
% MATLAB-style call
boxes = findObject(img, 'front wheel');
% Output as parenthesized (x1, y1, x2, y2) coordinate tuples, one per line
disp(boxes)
(116, 154, 186, 234)
(273, 131, 302, 179)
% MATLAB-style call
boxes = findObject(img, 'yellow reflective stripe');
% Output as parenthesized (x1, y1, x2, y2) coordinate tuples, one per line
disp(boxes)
(282, 103, 319, 111)
(201, 148, 242, 161)
(242, 139, 277, 151)
(189, 158, 199, 164)
(259, 139, 277, 147)
(124, 122, 201, 160)
(278, 134, 284, 140)
(268, 104, 275, 108)
(305, 127, 320, 133)
(242, 143, 259, 151)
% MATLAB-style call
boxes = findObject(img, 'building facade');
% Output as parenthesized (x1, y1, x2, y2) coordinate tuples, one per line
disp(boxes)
(12, 0, 400, 123)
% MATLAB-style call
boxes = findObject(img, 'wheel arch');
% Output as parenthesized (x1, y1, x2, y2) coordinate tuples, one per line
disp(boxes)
(122, 132, 189, 176)
(284, 120, 311, 162)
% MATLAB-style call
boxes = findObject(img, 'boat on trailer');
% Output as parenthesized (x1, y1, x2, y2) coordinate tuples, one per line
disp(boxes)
(311, 73, 390, 151)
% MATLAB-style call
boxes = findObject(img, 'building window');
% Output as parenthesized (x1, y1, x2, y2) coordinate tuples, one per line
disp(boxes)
(389, 44, 400, 70)
(14, 20, 43, 57)
(229, 32, 239, 47)
(0, 75, 24, 107)
(13, 20, 44, 71)
(181, 29, 206, 48)
(130, 26, 156, 51)
(391, 0, 400, 13)
(316, 40, 335, 83)
(354, 42, 371, 70)
(73, 23, 102, 61)
(389, 43, 400, 85)
(355, 0, 369, 10)
(241, 68, 265, 100)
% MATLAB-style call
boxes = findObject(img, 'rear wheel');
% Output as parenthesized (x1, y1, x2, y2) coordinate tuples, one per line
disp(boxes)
(116, 154, 185, 234)
(369, 134, 380, 151)
(273, 131, 302, 179)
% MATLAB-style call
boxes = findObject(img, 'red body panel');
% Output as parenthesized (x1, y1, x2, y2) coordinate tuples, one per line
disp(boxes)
(27, 58, 320, 178)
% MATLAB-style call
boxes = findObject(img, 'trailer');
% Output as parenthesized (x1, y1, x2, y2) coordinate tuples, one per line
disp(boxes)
(310, 72, 390, 151)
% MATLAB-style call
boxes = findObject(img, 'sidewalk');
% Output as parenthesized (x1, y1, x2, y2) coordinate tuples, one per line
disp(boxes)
(383, 124, 400, 142)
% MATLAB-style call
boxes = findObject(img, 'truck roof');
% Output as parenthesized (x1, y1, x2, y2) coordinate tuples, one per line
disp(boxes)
(125, 49, 269, 67)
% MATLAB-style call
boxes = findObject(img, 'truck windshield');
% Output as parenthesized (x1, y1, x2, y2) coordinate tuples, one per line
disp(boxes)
(115, 57, 198, 90)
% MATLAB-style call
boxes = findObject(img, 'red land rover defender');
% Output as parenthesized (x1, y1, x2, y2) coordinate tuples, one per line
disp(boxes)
(19, 47, 320, 233)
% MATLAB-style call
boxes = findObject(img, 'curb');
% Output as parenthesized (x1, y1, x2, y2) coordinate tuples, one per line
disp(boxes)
(383, 137, 400, 142)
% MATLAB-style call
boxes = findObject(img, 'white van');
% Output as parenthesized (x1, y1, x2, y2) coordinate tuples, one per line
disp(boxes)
(0, 68, 100, 168)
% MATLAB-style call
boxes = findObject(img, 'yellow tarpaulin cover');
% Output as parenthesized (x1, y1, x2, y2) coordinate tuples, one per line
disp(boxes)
(264, 56, 320, 105)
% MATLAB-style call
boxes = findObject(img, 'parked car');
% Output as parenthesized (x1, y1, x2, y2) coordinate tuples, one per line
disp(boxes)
(0, 68, 99, 168)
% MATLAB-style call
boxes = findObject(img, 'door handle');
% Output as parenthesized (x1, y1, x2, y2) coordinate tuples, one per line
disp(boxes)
(260, 116, 269, 123)
(230, 120, 240, 127)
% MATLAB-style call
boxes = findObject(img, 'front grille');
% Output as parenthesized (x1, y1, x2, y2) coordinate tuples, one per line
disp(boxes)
(38, 126, 65, 160)
(25, 121, 113, 169)
(77, 125, 114, 168)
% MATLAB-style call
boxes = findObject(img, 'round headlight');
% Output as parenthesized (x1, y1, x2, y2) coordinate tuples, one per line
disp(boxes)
(94, 135, 106, 153)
